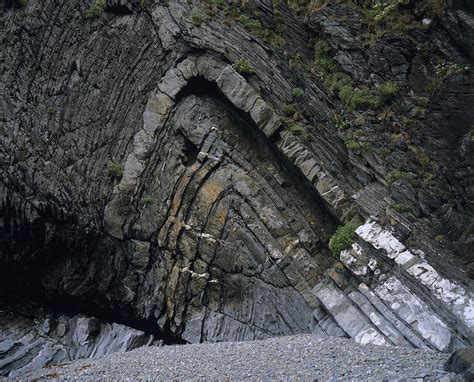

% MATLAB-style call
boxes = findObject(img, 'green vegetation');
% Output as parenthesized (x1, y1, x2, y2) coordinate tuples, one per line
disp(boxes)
(428, 62, 470, 93)
(290, 0, 447, 40)
(467, 126, 474, 142)
(200, 0, 284, 47)
(282, 104, 298, 117)
(142, 196, 153, 206)
(392, 203, 412, 214)
(13, 0, 27, 8)
(286, 120, 312, 140)
(191, 11, 205, 26)
(86, 0, 106, 18)
(233, 58, 254, 75)
(312, 39, 390, 110)
(339, 85, 382, 110)
(329, 223, 360, 257)
(385, 169, 418, 186)
(345, 139, 370, 153)
(377, 81, 399, 102)
(108, 162, 124, 178)
(292, 87, 305, 100)
(15, 149, 28, 162)
(139, 0, 154, 10)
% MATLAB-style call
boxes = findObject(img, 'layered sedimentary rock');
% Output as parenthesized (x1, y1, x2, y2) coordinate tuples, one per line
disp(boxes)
(1, 0, 473, 376)
(0, 304, 155, 378)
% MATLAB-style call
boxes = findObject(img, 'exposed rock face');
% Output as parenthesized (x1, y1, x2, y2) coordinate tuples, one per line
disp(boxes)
(0, 304, 155, 378)
(1, 0, 473, 376)
(445, 346, 474, 380)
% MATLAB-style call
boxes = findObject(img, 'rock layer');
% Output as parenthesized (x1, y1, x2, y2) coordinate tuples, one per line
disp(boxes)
(1, 0, 474, 376)
(0, 305, 155, 378)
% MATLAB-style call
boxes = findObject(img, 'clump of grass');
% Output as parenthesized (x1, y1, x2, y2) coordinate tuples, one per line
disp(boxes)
(392, 203, 412, 214)
(236, 13, 286, 47)
(191, 11, 205, 26)
(13, 0, 28, 8)
(377, 81, 399, 102)
(385, 169, 418, 186)
(142, 196, 153, 206)
(292, 87, 305, 100)
(285, 120, 312, 140)
(466, 126, 474, 142)
(428, 62, 470, 93)
(139, 0, 154, 10)
(339, 85, 382, 110)
(86, 0, 106, 18)
(282, 104, 298, 117)
(313, 39, 387, 110)
(329, 223, 360, 257)
(108, 162, 124, 178)
(15, 149, 28, 162)
(232, 58, 254, 75)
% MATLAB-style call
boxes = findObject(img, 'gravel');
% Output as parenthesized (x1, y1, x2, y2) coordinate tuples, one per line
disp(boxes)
(19, 335, 462, 381)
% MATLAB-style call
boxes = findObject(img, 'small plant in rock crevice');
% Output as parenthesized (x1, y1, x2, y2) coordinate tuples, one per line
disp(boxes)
(427, 62, 470, 93)
(385, 169, 418, 186)
(233, 59, 254, 75)
(392, 203, 412, 214)
(292, 87, 305, 100)
(108, 162, 124, 179)
(13, 0, 28, 8)
(139, 0, 154, 10)
(377, 81, 399, 102)
(329, 223, 360, 257)
(86, 0, 106, 18)
(191, 11, 205, 26)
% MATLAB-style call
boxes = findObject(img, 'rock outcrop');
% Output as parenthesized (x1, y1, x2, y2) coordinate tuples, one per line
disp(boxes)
(0, 304, 155, 378)
(1, 0, 473, 376)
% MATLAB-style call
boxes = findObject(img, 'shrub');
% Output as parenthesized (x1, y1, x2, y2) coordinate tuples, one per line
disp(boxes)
(392, 203, 412, 214)
(329, 223, 360, 256)
(108, 162, 124, 178)
(191, 11, 205, 26)
(86, 0, 106, 18)
(287, 123, 306, 136)
(15, 149, 28, 162)
(377, 81, 399, 102)
(345, 140, 370, 153)
(285, 120, 312, 140)
(292, 87, 305, 100)
(13, 0, 27, 8)
(339, 85, 382, 110)
(233, 59, 254, 75)
(142, 196, 153, 206)
(428, 62, 470, 93)
(467, 126, 474, 142)
(385, 169, 417, 186)
(140, 0, 154, 9)
(238, 14, 262, 30)
(282, 104, 298, 117)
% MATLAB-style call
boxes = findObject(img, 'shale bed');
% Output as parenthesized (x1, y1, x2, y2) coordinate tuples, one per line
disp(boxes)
(21, 335, 462, 381)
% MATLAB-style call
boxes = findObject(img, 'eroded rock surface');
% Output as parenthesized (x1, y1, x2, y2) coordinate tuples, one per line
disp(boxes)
(1, 0, 474, 376)
(0, 304, 155, 378)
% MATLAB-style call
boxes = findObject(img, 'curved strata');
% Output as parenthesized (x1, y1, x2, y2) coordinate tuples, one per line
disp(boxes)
(1, 0, 474, 377)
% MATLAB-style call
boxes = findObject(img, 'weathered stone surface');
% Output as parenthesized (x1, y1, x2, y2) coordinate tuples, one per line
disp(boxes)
(1, 0, 474, 377)
(0, 306, 154, 379)
(444, 347, 474, 380)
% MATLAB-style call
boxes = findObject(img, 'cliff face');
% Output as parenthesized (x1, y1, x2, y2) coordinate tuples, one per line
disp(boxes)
(1, 0, 473, 376)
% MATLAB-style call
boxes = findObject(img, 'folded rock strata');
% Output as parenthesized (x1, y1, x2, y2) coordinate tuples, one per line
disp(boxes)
(1, 0, 473, 376)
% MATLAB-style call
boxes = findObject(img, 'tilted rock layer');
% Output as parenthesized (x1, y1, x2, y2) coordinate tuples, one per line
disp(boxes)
(1, 0, 473, 376)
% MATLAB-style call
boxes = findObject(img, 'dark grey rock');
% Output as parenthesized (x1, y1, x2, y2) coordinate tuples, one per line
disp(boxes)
(445, 347, 474, 380)
(1, 0, 473, 377)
